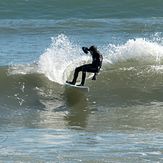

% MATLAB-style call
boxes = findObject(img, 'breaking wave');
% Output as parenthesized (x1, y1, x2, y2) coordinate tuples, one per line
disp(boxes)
(4, 34, 163, 107)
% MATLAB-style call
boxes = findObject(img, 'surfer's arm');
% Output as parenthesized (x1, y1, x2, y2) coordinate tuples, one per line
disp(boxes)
(82, 47, 89, 54)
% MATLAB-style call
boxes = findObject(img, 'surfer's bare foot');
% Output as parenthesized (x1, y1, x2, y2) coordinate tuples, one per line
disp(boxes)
(77, 84, 84, 86)
(92, 75, 96, 80)
(66, 81, 75, 85)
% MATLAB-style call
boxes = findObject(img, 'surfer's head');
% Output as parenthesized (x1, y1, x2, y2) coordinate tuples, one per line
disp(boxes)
(82, 45, 97, 54)
(89, 46, 97, 52)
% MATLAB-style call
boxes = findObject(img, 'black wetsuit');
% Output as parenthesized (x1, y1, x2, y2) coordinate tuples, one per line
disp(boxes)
(71, 51, 102, 85)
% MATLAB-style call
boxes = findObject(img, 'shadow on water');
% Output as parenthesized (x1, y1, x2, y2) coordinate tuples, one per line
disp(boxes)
(64, 88, 90, 129)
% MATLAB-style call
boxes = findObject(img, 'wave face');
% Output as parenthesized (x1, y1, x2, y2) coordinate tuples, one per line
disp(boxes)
(2, 34, 163, 108)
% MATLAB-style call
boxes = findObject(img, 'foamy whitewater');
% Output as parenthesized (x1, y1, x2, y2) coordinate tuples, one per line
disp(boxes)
(1, 1, 163, 162)
(38, 34, 90, 84)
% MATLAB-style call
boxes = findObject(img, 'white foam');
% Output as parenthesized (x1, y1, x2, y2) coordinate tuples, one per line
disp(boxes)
(38, 34, 90, 85)
(8, 63, 38, 75)
(105, 38, 163, 65)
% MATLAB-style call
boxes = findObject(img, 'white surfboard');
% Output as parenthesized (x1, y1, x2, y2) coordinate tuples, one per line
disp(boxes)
(65, 82, 89, 92)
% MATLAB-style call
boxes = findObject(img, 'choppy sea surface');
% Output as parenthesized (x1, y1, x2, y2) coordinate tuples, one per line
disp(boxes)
(1, 0, 163, 162)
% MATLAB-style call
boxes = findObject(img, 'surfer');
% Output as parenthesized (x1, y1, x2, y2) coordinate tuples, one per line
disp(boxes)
(66, 45, 103, 86)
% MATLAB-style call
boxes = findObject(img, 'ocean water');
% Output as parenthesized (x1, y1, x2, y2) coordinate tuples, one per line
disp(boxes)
(1, 0, 163, 162)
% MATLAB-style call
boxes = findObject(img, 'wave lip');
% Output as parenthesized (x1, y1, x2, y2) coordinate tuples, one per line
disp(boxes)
(106, 38, 163, 65)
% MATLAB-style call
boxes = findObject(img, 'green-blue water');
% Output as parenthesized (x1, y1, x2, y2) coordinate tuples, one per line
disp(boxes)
(1, 0, 163, 162)
(0, 0, 162, 19)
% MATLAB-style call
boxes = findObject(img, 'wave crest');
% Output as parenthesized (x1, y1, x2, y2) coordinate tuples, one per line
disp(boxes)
(38, 34, 89, 84)
(105, 38, 163, 65)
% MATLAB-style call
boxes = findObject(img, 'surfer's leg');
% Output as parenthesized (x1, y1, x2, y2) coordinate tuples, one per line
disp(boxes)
(66, 66, 84, 85)
(92, 73, 97, 80)
(77, 71, 86, 86)
(78, 65, 91, 86)
(79, 71, 86, 86)
(67, 64, 97, 85)
(79, 64, 99, 85)
(70, 66, 83, 84)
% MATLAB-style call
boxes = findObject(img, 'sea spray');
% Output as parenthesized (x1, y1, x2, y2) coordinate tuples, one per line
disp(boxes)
(105, 38, 163, 65)
(38, 34, 90, 85)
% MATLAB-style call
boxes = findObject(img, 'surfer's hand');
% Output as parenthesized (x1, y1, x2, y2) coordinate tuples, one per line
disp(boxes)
(82, 47, 89, 54)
